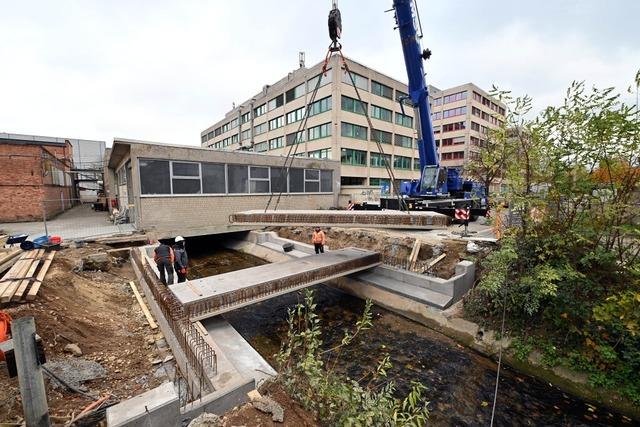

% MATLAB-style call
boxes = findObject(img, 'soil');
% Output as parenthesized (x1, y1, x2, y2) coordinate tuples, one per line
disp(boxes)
(222, 381, 318, 427)
(270, 226, 467, 279)
(0, 244, 167, 425)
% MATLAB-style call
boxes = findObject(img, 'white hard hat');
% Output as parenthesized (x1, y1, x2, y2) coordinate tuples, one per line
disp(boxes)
(175, 236, 185, 243)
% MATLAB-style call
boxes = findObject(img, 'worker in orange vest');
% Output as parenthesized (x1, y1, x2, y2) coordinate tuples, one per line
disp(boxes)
(311, 227, 326, 254)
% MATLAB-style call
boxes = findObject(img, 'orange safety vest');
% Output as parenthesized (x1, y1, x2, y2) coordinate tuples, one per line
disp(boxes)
(312, 230, 326, 245)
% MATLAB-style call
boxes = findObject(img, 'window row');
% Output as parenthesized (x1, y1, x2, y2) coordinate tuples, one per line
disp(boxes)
(139, 159, 333, 195)
(472, 106, 503, 126)
(433, 90, 467, 106)
(441, 151, 465, 160)
(442, 121, 466, 132)
(473, 91, 505, 115)
(432, 106, 467, 120)
(340, 149, 417, 170)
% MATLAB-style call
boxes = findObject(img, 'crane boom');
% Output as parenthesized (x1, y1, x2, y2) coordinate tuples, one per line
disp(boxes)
(393, 0, 438, 172)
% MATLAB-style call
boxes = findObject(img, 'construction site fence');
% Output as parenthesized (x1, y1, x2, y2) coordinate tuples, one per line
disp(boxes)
(131, 249, 217, 402)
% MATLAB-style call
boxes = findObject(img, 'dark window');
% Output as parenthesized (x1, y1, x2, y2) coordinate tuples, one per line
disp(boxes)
(320, 170, 333, 192)
(371, 129, 392, 144)
(202, 163, 225, 193)
(270, 167, 287, 193)
(172, 179, 201, 194)
(139, 160, 170, 195)
(228, 165, 248, 193)
(289, 168, 304, 192)
(172, 162, 199, 176)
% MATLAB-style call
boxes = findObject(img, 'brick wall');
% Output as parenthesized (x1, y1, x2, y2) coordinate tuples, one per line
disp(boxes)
(0, 142, 74, 222)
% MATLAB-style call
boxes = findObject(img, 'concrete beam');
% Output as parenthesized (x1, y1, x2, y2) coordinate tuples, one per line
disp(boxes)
(230, 209, 450, 230)
(107, 382, 179, 427)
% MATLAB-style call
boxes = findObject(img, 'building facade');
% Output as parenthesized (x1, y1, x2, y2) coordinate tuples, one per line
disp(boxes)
(0, 133, 75, 222)
(106, 138, 340, 238)
(200, 56, 505, 200)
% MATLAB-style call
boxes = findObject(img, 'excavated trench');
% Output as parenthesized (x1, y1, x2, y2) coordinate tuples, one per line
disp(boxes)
(185, 236, 633, 426)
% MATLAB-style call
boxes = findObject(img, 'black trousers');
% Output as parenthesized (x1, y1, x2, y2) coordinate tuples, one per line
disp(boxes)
(157, 260, 174, 285)
(175, 264, 187, 283)
(314, 243, 324, 254)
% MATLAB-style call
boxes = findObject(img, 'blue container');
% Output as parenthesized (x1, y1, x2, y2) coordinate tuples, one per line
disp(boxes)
(33, 236, 50, 249)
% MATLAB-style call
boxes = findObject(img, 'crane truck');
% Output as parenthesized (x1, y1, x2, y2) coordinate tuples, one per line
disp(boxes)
(351, 0, 489, 219)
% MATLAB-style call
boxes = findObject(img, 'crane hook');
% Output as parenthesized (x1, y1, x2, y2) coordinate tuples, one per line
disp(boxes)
(328, 2, 342, 52)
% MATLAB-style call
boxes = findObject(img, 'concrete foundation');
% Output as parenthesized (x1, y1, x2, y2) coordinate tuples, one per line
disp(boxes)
(107, 382, 179, 427)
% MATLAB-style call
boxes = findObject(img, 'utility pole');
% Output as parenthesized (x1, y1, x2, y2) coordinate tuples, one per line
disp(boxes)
(12, 317, 50, 427)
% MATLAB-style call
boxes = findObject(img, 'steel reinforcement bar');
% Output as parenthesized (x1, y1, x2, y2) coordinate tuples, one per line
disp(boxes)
(184, 252, 381, 319)
(229, 211, 450, 228)
(131, 249, 216, 397)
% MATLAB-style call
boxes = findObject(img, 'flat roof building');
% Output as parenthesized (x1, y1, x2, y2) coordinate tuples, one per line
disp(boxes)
(200, 56, 505, 201)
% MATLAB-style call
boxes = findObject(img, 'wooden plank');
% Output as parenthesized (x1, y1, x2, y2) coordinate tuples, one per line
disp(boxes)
(1, 252, 37, 303)
(0, 251, 31, 282)
(0, 249, 20, 265)
(12, 250, 45, 302)
(422, 253, 447, 273)
(408, 239, 421, 271)
(25, 251, 56, 302)
(0, 250, 23, 275)
(129, 281, 158, 329)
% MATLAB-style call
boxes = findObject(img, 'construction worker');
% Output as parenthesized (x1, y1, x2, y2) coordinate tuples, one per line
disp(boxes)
(311, 227, 326, 254)
(173, 236, 189, 283)
(153, 240, 175, 285)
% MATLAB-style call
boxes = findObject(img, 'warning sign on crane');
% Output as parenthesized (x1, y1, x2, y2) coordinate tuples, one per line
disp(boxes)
(454, 207, 470, 221)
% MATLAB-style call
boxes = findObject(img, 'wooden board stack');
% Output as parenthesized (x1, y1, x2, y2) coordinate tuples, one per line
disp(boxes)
(0, 249, 56, 303)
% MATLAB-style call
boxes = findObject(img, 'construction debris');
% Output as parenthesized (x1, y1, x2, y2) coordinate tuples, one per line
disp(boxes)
(251, 396, 285, 422)
(230, 209, 450, 230)
(187, 413, 222, 427)
(44, 358, 107, 390)
(64, 343, 83, 357)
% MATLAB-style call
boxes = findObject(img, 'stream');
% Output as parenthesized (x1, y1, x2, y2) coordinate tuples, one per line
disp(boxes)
(188, 245, 635, 426)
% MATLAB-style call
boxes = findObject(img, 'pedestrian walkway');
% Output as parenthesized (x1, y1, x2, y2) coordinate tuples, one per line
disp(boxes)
(0, 204, 136, 241)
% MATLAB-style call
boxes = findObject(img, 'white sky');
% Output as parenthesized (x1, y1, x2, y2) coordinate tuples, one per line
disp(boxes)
(1, 0, 638, 147)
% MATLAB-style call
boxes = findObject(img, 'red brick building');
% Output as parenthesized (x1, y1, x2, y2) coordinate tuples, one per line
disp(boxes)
(0, 134, 75, 222)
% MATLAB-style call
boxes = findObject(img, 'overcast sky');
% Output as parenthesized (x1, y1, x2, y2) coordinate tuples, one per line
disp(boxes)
(1, 0, 638, 147)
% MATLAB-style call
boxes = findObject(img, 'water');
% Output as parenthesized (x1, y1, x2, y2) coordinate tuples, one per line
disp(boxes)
(190, 247, 636, 426)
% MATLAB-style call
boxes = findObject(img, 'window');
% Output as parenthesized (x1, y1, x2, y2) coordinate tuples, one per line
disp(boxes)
(231, 134, 238, 144)
(270, 167, 287, 193)
(341, 176, 366, 185)
(241, 111, 251, 124)
(472, 106, 482, 117)
(286, 131, 305, 146)
(308, 123, 331, 141)
(308, 148, 332, 159)
(395, 112, 413, 127)
(341, 95, 367, 115)
(254, 122, 267, 135)
(441, 151, 465, 160)
(371, 129, 392, 144)
(442, 121, 466, 132)
(268, 115, 284, 130)
(394, 134, 413, 148)
(221, 122, 230, 133)
(443, 91, 467, 104)
(471, 136, 486, 147)
(442, 106, 467, 119)
(249, 166, 270, 193)
(285, 83, 305, 103)
(254, 141, 268, 152)
(304, 169, 320, 192)
(369, 177, 390, 187)
(309, 96, 332, 117)
(433, 125, 441, 134)
(201, 134, 207, 143)
(341, 122, 367, 140)
(230, 118, 239, 129)
(413, 159, 422, 170)
(432, 112, 442, 120)
(320, 170, 333, 192)
(341, 71, 368, 90)
(240, 128, 251, 141)
(341, 148, 367, 166)
(254, 103, 267, 117)
(370, 152, 391, 168)
(473, 91, 482, 102)
(441, 136, 465, 146)
(289, 168, 304, 192)
(471, 122, 480, 131)
(228, 165, 248, 193)
(268, 94, 284, 111)
(202, 163, 225, 193)
(393, 155, 411, 169)
(396, 90, 411, 105)
(371, 80, 393, 99)
(269, 136, 284, 150)
(371, 105, 392, 122)
(214, 127, 222, 137)
(171, 162, 201, 194)
(286, 106, 305, 124)
(140, 160, 170, 195)
(214, 142, 221, 149)
(307, 69, 333, 91)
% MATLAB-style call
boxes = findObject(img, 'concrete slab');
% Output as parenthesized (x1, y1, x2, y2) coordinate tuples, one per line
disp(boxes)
(107, 382, 179, 427)
(171, 248, 381, 320)
(230, 209, 450, 230)
(202, 317, 277, 387)
(354, 271, 453, 309)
